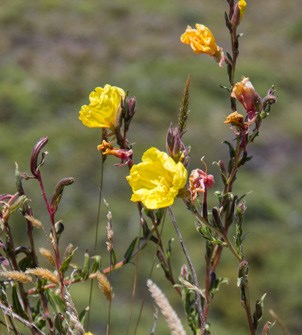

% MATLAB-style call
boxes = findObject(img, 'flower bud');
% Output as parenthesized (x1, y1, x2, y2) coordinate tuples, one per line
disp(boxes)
(262, 86, 277, 113)
(121, 95, 136, 132)
(236, 202, 247, 216)
(180, 264, 189, 281)
(30, 137, 48, 178)
(51, 177, 75, 214)
(166, 124, 189, 166)
(231, 0, 247, 26)
(127, 96, 136, 120)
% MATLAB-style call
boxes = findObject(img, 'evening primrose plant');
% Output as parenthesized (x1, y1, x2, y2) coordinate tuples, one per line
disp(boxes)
(0, 1, 283, 335)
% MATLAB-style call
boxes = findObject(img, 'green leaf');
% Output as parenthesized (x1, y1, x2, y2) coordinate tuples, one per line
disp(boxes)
(90, 255, 102, 274)
(60, 245, 78, 274)
(253, 293, 267, 330)
(81, 251, 90, 280)
(47, 290, 65, 314)
(18, 255, 35, 272)
(223, 141, 235, 158)
(15, 162, 24, 194)
(166, 238, 174, 261)
(79, 306, 89, 325)
(9, 195, 27, 214)
(123, 237, 138, 263)
(210, 274, 229, 295)
(110, 249, 117, 266)
(12, 285, 28, 319)
(211, 207, 223, 231)
(54, 313, 66, 334)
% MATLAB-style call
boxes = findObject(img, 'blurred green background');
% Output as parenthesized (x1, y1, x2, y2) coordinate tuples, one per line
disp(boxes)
(0, 0, 302, 334)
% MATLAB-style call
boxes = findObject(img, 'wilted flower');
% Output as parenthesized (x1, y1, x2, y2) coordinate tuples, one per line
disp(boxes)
(231, 77, 262, 121)
(126, 147, 188, 209)
(79, 84, 126, 128)
(180, 24, 224, 65)
(224, 111, 249, 149)
(224, 111, 245, 129)
(189, 169, 214, 203)
(97, 140, 133, 166)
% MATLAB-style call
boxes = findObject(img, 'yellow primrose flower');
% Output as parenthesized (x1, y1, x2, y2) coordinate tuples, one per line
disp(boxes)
(180, 24, 223, 63)
(126, 147, 188, 209)
(79, 84, 126, 128)
(238, 0, 247, 18)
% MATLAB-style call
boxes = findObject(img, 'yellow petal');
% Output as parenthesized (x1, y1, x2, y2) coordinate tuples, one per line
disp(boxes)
(79, 85, 125, 128)
(126, 148, 187, 209)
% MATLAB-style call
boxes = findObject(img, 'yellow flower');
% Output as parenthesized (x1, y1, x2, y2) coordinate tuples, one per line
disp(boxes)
(79, 84, 125, 128)
(84, 333, 94, 335)
(180, 24, 223, 63)
(238, 0, 247, 18)
(126, 147, 188, 209)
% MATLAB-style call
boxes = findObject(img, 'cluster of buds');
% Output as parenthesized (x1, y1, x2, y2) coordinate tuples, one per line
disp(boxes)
(120, 95, 136, 133)
(166, 124, 190, 166)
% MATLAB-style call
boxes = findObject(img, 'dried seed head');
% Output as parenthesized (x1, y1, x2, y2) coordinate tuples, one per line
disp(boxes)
(147, 279, 186, 335)
(106, 213, 114, 252)
(39, 248, 56, 266)
(24, 214, 43, 229)
(97, 272, 113, 302)
(26, 268, 59, 284)
(0, 271, 32, 283)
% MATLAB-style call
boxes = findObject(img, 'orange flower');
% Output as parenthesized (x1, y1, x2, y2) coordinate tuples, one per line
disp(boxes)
(180, 24, 223, 64)
(224, 111, 245, 129)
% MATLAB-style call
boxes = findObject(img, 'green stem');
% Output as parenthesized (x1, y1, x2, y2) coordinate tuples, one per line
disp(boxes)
(168, 208, 207, 334)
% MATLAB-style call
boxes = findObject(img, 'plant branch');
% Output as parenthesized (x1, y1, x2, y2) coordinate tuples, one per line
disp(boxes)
(168, 207, 207, 334)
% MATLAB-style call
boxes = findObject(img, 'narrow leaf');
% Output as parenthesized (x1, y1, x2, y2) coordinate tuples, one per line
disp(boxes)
(123, 237, 138, 263)
(12, 285, 28, 319)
